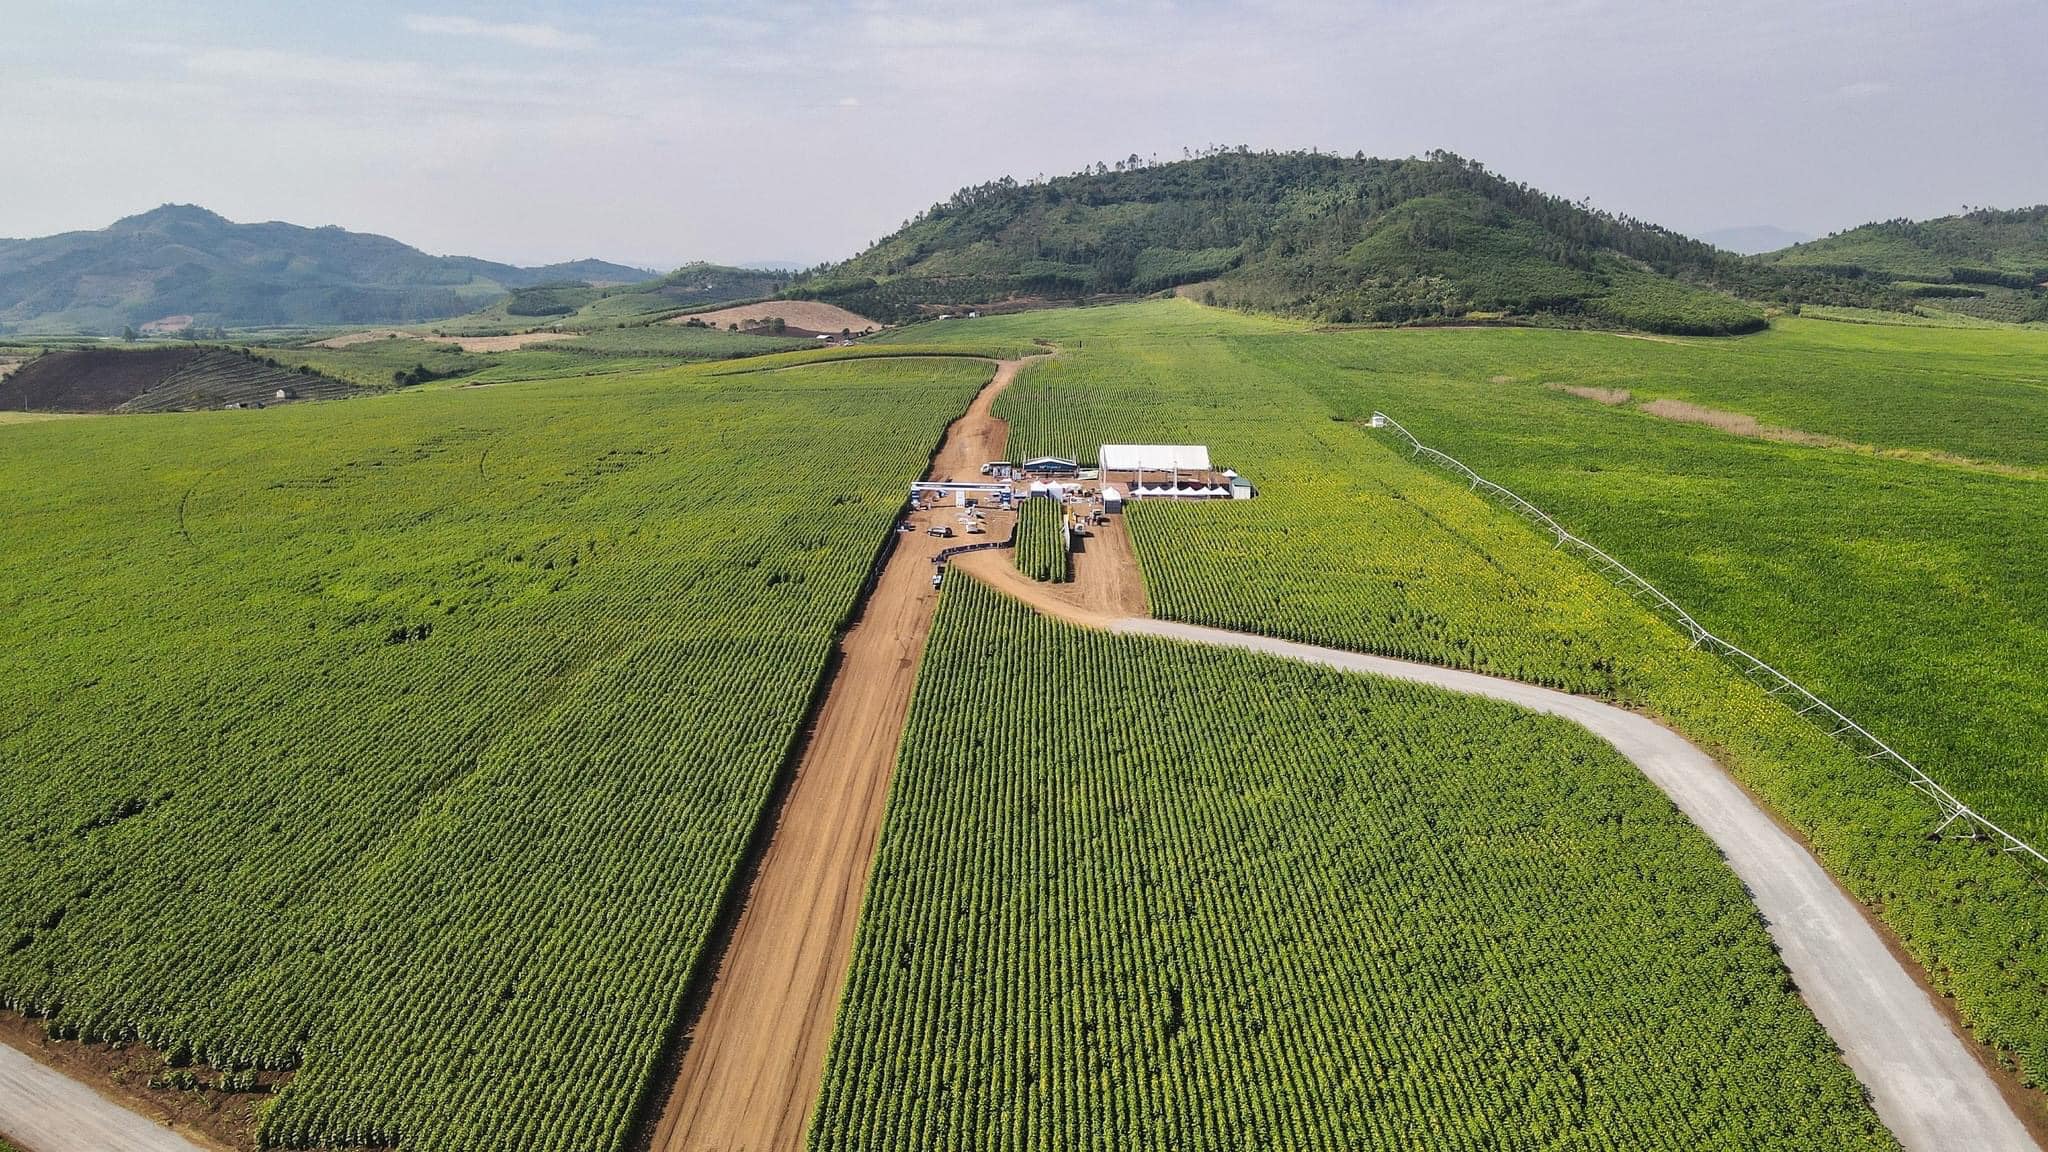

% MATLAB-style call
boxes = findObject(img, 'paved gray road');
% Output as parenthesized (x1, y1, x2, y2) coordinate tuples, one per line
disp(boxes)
(1115, 617, 2039, 1152)
(0, 1042, 209, 1152)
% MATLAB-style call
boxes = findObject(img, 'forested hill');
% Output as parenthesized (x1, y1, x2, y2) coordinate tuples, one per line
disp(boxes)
(0, 205, 651, 333)
(1759, 207, 2048, 325)
(791, 150, 1881, 335)
(1763, 206, 2048, 282)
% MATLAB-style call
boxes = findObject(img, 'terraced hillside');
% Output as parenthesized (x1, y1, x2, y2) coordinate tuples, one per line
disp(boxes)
(0, 346, 354, 413)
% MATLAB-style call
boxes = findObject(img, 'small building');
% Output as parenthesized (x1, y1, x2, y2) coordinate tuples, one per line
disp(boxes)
(1229, 476, 1254, 500)
(1101, 485, 1124, 512)
(274, 387, 295, 400)
(1022, 455, 1079, 476)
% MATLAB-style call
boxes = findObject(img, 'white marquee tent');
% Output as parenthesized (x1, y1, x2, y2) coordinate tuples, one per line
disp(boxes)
(1098, 444, 1211, 473)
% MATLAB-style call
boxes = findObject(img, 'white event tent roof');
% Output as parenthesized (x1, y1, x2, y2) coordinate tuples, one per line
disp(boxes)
(1099, 444, 1211, 472)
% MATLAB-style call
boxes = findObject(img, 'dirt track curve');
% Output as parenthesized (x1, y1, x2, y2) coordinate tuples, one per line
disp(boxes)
(647, 355, 1043, 1152)
(0, 1042, 211, 1152)
(961, 553, 2039, 1152)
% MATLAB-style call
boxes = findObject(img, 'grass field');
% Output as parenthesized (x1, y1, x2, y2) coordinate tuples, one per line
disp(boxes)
(887, 299, 2048, 1086)
(0, 354, 992, 1149)
(266, 323, 814, 391)
(815, 577, 1898, 1150)
(530, 324, 809, 359)
(267, 337, 492, 388)
(0, 410, 95, 424)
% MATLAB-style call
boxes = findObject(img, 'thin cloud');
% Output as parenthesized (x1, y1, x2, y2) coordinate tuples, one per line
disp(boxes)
(1835, 80, 1892, 99)
(402, 14, 594, 50)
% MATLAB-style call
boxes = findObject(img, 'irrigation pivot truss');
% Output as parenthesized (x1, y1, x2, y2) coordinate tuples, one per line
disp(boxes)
(1369, 411, 2047, 872)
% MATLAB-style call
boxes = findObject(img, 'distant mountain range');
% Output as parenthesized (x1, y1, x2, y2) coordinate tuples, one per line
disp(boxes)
(1697, 225, 1813, 255)
(788, 150, 1906, 335)
(7, 181, 2041, 338)
(0, 205, 653, 333)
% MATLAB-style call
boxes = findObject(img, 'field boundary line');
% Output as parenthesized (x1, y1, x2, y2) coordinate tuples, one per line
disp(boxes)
(1368, 410, 2047, 872)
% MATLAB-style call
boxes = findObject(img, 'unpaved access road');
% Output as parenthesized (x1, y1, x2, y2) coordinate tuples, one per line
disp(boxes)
(0, 1042, 211, 1152)
(647, 355, 1043, 1152)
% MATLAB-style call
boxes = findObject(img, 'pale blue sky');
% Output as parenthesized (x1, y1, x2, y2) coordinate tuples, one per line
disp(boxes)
(3, 0, 2042, 268)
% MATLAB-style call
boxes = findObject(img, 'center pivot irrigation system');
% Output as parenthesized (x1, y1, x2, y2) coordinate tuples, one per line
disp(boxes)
(1369, 411, 2047, 873)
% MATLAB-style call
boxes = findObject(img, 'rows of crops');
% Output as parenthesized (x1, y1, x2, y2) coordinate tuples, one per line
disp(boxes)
(1012, 498, 1069, 582)
(915, 300, 2048, 1089)
(0, 355, 992, 1150)
(812, 577, 1898, 1150)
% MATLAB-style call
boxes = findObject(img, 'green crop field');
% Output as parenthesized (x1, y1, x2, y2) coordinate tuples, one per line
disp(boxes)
(888, 299, 2048, 1086)
(814, 577, 1898, 1150)
(1012, 498, 1069, 582)
(0, 354, 992, 1149)
(262, 323, 812, 393)
(266, 337, 494, 388)
(531, 324, 810, 359)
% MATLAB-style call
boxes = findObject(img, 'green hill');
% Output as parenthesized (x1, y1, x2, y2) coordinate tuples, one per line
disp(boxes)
(1761, 207, 2048, 324)
(0, 205, 652, 334)
(792, 150, 1883, 334)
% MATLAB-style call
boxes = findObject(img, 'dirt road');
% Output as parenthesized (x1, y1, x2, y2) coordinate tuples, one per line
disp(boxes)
(953, 512, 1147, 627)
(0, 1042, 211, 1152)
(647, 355, 1041, 1152)
(957, 527, 2037, 1152)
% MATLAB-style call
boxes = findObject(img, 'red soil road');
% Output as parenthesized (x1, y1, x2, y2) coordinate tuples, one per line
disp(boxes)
(647, 355, 1044, 1152)
(952, 511, 1149, 627)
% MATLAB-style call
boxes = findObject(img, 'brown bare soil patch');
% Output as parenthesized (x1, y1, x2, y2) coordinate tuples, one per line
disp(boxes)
(1488, 374, 1514, 384)
(1636, 397, 1777, 438)
(312, 330, 575, 353)
(309, 330, 412, 349)
(954, 513, 1149, 629)
(1632, 398, 2045, 479)
(430, 331, 574, 352)
(644, 355, 1043, 1152)
(1548, 383, 1633, 405)
(670, 301, 880, 335)
(0, 1015, 257, 1150)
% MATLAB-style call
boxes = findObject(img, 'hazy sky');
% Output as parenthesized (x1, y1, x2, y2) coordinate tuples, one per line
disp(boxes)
(4, 0, 2043, 269)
